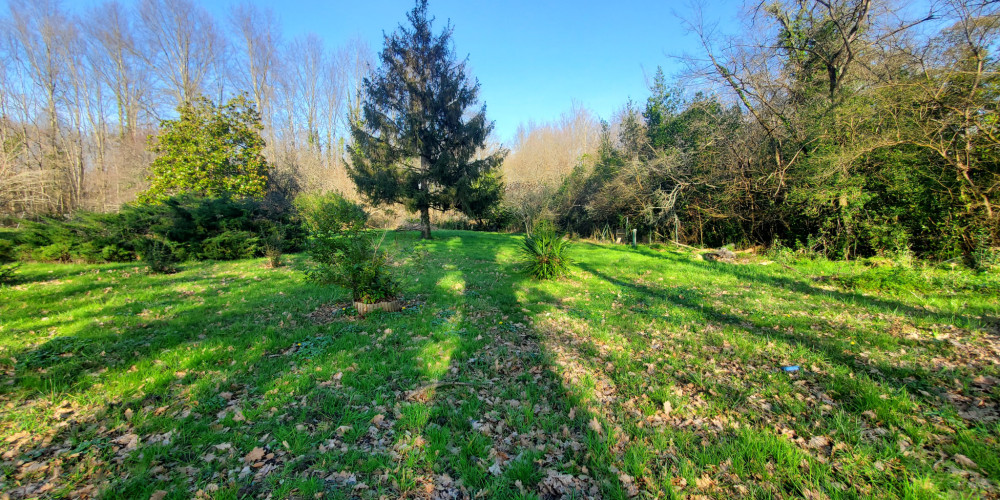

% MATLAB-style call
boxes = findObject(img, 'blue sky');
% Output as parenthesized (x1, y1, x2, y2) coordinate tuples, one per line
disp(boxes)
(206, 0, 747, 142)
(67, 0, 745, 142)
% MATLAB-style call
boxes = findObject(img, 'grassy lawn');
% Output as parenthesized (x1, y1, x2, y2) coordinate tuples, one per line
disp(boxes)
(1, 230, 998, 498)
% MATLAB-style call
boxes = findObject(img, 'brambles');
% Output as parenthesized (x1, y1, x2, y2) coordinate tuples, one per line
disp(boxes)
(521, 221, 571, 279)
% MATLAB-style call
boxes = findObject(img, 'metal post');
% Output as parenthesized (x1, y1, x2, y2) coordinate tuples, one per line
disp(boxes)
(632, 229, 637, 248)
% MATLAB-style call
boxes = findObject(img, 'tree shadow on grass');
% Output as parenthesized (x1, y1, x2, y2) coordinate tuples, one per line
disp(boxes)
(532, 258, 1000, 495)
(1, 232, 614, 499)
(589, 242, 997, 327)
(386, 231, 607, 499)
(573, 261, 991, 411)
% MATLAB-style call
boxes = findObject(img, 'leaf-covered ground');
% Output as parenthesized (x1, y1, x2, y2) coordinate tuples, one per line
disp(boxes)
(1, 231, 998, 499)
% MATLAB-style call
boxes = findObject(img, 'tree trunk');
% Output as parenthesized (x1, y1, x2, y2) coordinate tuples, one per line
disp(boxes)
(420, 206, 431, 239)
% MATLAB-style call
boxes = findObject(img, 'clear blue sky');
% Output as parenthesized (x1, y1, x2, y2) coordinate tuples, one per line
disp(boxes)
(236, 0, 744, 142)
(67, 0, 744, 142)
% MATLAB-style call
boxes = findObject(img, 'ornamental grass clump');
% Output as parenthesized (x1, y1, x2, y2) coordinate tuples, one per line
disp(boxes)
(521, 221, 571, 279)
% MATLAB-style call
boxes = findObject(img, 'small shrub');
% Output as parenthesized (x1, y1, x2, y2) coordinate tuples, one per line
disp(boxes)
(264, 245, 283, 268)
(199, 230, 260, 260)
(259, 222, 285, 268)
(521, 221, 571, 279)
(0, 239, 14, 263)
(307, 230, 400, 303)
(299, 193, 399, 303)
(139, 238, 180, 274)
(35, 243, 72, 262)
(0, 263, 18, 285)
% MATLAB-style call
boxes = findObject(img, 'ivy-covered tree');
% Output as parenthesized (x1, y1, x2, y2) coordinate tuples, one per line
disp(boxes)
(139, 94, 269, 203)
(347, 0, 506, 239)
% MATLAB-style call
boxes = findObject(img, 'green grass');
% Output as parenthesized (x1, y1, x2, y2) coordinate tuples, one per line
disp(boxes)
(1, 231, 998, 498)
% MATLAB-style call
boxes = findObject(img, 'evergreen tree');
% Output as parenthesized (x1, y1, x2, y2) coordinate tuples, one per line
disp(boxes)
(139, 94, 269, 203)
(347, 0, 505, 239)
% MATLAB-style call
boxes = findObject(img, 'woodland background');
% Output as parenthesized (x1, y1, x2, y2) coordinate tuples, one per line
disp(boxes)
(1, 0, 997, 263)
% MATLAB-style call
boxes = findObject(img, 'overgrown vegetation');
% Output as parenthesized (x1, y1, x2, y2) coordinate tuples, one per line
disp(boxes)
(2, 195, 302, 266)
(538, 1, 1000, 264)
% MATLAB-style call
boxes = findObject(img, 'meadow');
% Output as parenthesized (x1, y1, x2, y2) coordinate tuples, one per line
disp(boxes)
(1, 230, 998, 499)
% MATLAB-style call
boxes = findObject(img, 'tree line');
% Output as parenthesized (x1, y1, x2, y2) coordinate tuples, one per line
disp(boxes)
(508, 0, 998, 263)
(0, 0, 372, 215)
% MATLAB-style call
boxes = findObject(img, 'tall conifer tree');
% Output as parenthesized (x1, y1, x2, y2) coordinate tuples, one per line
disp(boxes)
(347, 0, 505, 239)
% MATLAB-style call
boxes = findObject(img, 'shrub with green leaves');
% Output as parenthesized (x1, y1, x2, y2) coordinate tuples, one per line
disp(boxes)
(308, 232, 400, 303)
(521, 221, 571, 279)
(294, 191, 367, 235)
(8, 194, 302, 264)
(0, 239, 15, 263)
(0, 263, 17, 285)
(138, 238, 181, 274)
(199, 230, 259, 260)
(0, 239, 16, 285)
(299, 192, 399, 303)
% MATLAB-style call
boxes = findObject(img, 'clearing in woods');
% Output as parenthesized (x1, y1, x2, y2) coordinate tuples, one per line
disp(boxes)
(1, 230, 998, 498)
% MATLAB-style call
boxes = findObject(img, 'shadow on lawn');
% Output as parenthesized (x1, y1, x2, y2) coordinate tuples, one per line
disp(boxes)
(4, 269, 322, 397)
(506, 254, 1000, 495)
(394, 232, 605, 498)
(589, 242, 996, 326)
(2, 232, 610, 499)
(573, 261, 968, 410)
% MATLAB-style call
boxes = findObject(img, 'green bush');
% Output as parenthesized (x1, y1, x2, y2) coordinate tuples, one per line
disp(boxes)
(199, 230, 260, 260)
(138, 238, 181, 274)
(0, 263, 17, 285)
(294, 191, 367, 235)
(521, 221, 572, 280)
(35, 243, 72, 262)
(261, 224, 285, 268)
(307, 232, 400, 303)
(300, 192, 399, 303)
(0, 239, 14, 263)
(7, 194, 303, 264)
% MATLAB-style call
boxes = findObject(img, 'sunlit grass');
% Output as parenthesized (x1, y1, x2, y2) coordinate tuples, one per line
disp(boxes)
(1, 231, 997, 498)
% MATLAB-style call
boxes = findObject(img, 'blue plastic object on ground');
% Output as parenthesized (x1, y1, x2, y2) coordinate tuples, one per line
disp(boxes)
(781, 365, 800, 372)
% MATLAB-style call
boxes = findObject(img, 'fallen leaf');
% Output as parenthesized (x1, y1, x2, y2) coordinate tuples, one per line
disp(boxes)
(115, 433, 139, 451)
(808, 436, 831, 449)
(244, 447, 265, 463)
(695, 474, 715, 489)
(954, 454, 978, 469)
(588, 417, 602, 434)
(150, 491, 168, 500)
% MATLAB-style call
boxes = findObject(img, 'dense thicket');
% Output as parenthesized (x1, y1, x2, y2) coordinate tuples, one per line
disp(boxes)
(546, 0, 999, 263)
(2, 194, 302, 264)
